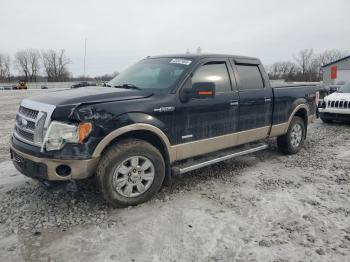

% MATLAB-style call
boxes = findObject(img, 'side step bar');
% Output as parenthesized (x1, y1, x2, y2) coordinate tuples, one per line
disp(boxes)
(172, 142, 268, 175)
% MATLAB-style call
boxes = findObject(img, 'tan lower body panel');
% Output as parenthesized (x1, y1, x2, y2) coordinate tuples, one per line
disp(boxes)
(172, 126, 270, 161)
(269, 123, 289, 137)
(171, 113, 316, 162)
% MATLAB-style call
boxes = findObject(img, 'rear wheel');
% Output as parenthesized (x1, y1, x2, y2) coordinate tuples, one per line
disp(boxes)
(277, 116, 305, 154)
(96, 139, 165, 207)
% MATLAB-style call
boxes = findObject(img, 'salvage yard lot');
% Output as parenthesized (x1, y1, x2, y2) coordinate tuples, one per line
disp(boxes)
(0, 89, 349, 262)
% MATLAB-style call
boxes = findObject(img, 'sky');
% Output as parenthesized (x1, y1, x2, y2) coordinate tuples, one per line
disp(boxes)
(0, 0, 349, 76)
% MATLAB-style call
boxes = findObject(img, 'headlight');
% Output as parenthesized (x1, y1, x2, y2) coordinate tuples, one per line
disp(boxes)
(42, 121, 92, 151)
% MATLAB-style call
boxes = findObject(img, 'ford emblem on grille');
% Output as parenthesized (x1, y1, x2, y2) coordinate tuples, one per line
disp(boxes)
(18, 116, 28, 127)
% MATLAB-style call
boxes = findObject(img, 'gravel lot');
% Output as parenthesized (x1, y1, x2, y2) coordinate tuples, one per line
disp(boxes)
(0, 89, 349, 262)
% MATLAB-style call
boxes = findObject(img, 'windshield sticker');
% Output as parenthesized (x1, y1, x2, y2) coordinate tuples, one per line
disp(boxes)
(170, 59, 192, 66)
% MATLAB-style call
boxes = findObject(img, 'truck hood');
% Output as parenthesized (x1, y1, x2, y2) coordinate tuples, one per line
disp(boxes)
(325, 92, 350, 101)
(30, 86, 153, 106)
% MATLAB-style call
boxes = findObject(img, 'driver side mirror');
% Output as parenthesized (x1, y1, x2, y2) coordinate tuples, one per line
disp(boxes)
(180, 82, 216, 102)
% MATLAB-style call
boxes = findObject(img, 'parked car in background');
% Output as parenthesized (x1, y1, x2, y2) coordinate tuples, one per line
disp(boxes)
(71, 81, 90, 88)
(41, 85, 48, 89)
(12, 80, 27, 90)
(0, 86, 12, 90)
(319, 82, 350, 123)
(327, 81, 348, 95)
(10, 54, 318, 207)
(318, 85, 330, 100)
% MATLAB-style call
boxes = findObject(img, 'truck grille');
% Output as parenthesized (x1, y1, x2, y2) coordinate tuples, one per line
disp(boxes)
(15, 125, 34, 141)
(18, 106, 39, 119)
(14, 106, 47, 146)
(327, 100, 350, 109)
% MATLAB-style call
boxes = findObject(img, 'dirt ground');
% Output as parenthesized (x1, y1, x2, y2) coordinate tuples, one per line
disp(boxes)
(0, 89, 349, 262)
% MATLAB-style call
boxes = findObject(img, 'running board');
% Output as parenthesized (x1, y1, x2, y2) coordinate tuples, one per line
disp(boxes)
(172, 142, 268, 175)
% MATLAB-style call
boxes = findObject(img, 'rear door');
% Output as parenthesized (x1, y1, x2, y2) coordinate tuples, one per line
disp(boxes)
(230, 59, 273, 134)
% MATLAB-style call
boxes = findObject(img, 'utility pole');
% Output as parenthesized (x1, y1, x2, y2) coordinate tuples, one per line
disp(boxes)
(83, 38, 87, 79)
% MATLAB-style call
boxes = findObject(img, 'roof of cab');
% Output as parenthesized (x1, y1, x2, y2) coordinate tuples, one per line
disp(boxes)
(148, 53, 259, 62)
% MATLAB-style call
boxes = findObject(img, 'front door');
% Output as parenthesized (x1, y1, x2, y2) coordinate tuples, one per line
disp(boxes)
(174, 59, 239, 145)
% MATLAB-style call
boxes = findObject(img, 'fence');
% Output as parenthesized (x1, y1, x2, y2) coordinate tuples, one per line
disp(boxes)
(0, 82, 78, 89)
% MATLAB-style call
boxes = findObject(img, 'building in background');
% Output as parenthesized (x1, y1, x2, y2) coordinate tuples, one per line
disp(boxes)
(322, 55, 350, 84)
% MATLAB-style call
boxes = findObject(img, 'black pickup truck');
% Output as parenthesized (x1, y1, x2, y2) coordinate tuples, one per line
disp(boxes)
(10, 54, 318, 207)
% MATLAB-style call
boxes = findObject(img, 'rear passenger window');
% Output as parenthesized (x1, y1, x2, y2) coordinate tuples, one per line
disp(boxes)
(192, 62, 231, 93)
(236, 65, 264, 90)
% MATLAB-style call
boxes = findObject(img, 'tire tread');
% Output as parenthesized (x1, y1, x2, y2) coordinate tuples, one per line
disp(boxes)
(96, 139, 165, 207)
(277, 116, 305, 155)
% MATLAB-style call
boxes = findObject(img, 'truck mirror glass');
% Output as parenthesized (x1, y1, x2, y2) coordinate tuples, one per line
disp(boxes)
(192, 82, 215, 99)
(181, 82, 216, 102)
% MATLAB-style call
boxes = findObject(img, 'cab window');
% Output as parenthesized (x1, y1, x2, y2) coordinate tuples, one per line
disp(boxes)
(192, 62, 231, 93)
(236, 64, 264, 90)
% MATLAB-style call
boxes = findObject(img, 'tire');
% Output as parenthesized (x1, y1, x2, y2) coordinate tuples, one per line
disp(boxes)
(96, 139, 165, 207)
(277, 116, 306, 154)
(320, 117, 332, 123)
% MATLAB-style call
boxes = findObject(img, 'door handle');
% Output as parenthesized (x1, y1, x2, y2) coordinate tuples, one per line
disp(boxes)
(264, 97, 271, 103)
(230, 100, 239, 106)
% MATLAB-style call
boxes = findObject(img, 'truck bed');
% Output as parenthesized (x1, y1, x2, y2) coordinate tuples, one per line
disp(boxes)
(271, 82, 320, 88)
(272, 84, 319, 125)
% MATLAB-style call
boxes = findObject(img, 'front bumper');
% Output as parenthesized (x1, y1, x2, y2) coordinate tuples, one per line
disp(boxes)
(10, 146, 99, 181)
(319, 112, 350, 122)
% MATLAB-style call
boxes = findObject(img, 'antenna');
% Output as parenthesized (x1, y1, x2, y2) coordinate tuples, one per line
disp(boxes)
(83, 38, 87, 79)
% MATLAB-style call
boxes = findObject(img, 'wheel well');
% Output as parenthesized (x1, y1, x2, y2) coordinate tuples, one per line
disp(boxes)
(102, 130, 170, 164)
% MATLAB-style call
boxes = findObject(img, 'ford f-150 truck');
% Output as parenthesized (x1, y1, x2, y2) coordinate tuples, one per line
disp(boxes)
(10, 54, 318, 207)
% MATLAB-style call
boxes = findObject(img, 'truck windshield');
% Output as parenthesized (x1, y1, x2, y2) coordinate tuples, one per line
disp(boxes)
(337, 83, 350, 93)
(108, 58, 192, 90)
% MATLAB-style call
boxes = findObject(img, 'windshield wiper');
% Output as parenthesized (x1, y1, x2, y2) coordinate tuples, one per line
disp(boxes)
(113, 84, 141, 90)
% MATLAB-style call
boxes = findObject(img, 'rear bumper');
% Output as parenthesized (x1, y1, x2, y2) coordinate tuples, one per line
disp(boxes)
(319, 112, 350, 122)
(10, 146, 99, 181)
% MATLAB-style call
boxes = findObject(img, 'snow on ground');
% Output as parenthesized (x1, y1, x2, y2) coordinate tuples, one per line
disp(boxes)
(0, 89, 349, 262)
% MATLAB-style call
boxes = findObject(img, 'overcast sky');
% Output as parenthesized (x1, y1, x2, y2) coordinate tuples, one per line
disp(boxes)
(0, 0, 349, 76)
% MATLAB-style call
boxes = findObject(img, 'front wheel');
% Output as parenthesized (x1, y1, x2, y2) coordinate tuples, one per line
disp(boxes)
(96, 139, 165, 207)
(277, 116, 305, 154)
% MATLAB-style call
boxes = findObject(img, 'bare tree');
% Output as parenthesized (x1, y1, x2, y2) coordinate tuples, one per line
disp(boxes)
(293, 49, 315, 81)
(269, 49, 349, 82)
(15, 50, 29, 81)
(41, 49, 55, 80)
(41, 49, 71, 81)
(306, 49, 349, 80)
(57, 49, 70, 80)
(0, 53, 11, 82)
(318, 49, 349, 66)
(14, 49, 40, 82)
(268, 61, 297, 81)
(29, 50, 40, 82)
